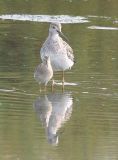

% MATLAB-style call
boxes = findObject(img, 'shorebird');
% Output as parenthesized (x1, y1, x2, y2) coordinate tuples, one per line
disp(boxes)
(34, 56, 53, 91)
(40, 22, 74, 85)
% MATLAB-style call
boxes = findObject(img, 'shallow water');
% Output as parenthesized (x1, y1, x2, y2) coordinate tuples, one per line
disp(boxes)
(0, 0, 118, 160)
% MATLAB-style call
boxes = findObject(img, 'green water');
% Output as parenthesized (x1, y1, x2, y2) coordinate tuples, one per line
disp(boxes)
(0, 0, 118, 160)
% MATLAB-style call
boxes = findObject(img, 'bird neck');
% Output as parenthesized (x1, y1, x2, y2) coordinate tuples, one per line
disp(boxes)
(44, 60, 52, 69)
(49, 32, 59, 40)
(47, 61, 52, 69)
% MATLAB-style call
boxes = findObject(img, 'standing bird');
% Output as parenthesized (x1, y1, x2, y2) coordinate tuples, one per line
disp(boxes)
(40, 22, 74, 85)
(34, 56, 53, 91)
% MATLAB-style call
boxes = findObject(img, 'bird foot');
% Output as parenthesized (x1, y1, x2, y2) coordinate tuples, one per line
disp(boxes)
(51, 79, 55, 92)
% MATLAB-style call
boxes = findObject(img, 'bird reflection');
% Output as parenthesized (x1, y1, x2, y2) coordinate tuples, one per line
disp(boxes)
(33, 92, 73, 146)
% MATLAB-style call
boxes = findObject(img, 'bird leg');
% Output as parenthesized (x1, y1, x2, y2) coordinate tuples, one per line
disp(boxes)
(62, 83, 64, 92)
(62, 71, 65, 91)
(51, 79, 54, 92)
(44, 85, 47, 92)
(62, 71, 65, 84)
(39, 84, 42, 92)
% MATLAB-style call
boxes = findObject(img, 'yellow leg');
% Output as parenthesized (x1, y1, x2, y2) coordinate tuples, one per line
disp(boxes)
(62, 71, 65, 91)
(44, 85, 47, 92)
(62, 71, 64, 84)
(39, 83, 42, 92)
(51, 79, 54, 92)
(62, 83, 64, 92)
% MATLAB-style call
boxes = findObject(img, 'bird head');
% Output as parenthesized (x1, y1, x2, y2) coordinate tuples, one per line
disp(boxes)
(43, 56, 51, 65)
(49, 22, 61, 34)
(49, 22, 69, 42)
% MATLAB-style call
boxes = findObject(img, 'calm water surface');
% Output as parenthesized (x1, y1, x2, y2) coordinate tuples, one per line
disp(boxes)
(0, 0, 118, 160)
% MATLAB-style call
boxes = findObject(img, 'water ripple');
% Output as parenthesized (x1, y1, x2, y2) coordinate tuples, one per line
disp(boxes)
(0, 14, 89, 23)
(54, 80, 78, 86)
(88, 25, 118, 30)
(0, 88, 37, 96)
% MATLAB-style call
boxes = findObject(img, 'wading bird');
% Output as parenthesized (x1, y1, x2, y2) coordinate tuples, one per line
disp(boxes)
(40, 22, 74, 86)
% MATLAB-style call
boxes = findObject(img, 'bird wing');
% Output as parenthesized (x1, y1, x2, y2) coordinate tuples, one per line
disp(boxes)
(62, 40, 74, 62)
